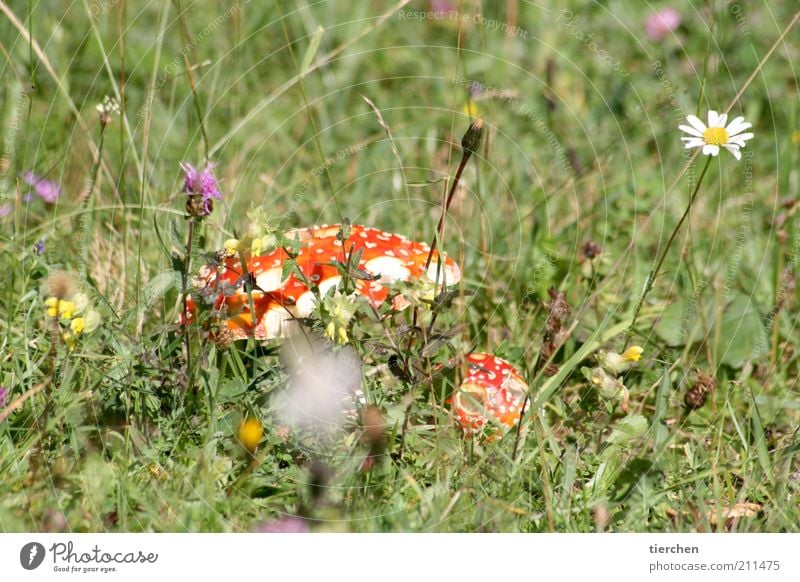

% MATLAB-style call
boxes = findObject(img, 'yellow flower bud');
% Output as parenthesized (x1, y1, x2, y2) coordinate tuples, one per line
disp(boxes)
(237, 418, 264, 454)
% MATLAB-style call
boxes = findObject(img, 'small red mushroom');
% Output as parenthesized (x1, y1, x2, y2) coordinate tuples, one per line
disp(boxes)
(186, 224, 461, 340)
(453, 353, 529, 435)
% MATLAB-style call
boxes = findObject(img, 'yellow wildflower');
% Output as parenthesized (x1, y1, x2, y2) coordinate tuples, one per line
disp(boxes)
(596, 345, 644, 375)
(622, 345, 643, 362)
(71, 317, 85, 334)
(324, 321, 336, 342)
(45, 297, 59, 318)
(320, 291, 357, 344)
(58, 300, 75, 320)
(237, 418, 264, 454)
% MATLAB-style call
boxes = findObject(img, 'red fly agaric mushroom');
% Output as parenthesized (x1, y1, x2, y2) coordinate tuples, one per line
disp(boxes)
(186, 224, 461, 340)
(453, 353, 529, 434)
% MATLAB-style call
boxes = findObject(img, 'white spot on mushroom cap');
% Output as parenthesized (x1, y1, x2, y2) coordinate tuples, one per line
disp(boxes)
(364, 256, 411, 284)
(255, 267, 285, 292)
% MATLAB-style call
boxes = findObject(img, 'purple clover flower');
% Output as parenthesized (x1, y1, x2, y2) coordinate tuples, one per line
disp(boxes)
(180, 162, 221, 219)
(23, 172, 61, 203)
(645, 8, 681, 41)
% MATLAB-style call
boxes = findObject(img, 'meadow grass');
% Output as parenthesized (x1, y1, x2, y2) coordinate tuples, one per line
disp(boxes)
(1, 1, 799, 532)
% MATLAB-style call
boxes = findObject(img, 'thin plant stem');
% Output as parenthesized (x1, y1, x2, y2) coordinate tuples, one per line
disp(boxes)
(412, 119, 483, 333)
(623, 156, 712, 348)
(182, 218, 196, 390)
(424, 119, 483, 273)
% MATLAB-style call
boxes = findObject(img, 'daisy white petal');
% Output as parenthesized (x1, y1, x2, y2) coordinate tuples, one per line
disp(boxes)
(707, 110, 720, 127)
(686, 115, 707, 133)
(679, 124, 704, 137)
(727, 115, 745, 128)
(716, 113, 728, 127)
(682, 138, 705, 148)
(702, 144, 720, 156)
(728, 132, 754, 146)
(723, 144, 742, 160)
(726, 118, 752, 135)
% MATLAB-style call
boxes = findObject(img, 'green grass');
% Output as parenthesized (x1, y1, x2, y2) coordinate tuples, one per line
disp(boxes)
(1, 0, 799, 532)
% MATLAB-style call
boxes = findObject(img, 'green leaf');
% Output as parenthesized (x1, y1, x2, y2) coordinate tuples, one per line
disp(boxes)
(589, 453, 622, 495)
(607, 414, 648, 446)
(716, 292, 768, 368)
(653, 369, 671, 451)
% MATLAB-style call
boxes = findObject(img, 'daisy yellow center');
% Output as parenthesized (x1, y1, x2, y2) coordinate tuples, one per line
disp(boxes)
(703, 126, 729, 146)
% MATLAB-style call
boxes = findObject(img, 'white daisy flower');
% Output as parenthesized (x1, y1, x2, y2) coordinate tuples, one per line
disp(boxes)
(679, 110, 753, 160)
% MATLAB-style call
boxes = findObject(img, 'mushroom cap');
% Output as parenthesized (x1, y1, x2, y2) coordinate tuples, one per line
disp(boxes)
(186, 224, 461, 340)
(453, 353, 529, 434)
